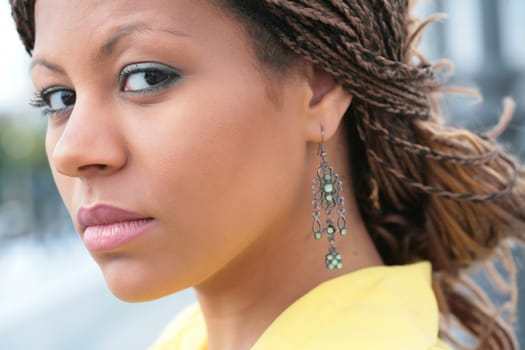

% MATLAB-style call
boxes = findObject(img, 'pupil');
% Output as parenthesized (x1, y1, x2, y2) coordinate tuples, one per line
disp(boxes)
(145, 71, 167, 86)
(61, 91, 76, 106)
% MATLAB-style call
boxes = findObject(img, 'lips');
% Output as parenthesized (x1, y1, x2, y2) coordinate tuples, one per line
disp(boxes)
(77, 205, 156, 251)
(77, 204, 151, 231)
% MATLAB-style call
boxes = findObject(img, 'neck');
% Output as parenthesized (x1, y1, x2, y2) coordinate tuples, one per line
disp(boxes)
(194, 136, 383, 350)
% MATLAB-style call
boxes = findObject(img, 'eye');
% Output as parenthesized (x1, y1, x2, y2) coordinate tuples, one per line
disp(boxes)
(47, 89, 76, 110)
(120, 62, 181, 93)
(31, 87, 76, 116)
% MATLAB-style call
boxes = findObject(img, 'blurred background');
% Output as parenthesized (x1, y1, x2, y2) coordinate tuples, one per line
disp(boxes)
(0, 0, 524, 349)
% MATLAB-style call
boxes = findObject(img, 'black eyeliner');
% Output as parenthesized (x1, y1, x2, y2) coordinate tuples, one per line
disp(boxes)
(30, 86, 75, 117)
(119, 62, 182, 93)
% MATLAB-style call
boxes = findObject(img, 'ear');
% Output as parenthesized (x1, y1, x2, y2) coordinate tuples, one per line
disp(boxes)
(302, 64, 353, 142)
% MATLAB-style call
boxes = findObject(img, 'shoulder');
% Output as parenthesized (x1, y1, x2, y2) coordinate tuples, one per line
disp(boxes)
(149, 263, 454, 350)
(148, 303, 206, 350)
(254, 262, 453, 350)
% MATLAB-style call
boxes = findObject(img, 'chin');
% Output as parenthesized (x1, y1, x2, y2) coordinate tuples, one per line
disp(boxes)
(97, 258, 188, 303)
(107, 283, 167, 303)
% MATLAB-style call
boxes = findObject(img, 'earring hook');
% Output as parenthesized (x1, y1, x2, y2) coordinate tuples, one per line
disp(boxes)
(318, 125, 327, 160)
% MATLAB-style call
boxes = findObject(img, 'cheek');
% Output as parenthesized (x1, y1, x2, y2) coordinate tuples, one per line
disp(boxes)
(45, 126, 75, 213)
(129, 78, 306, 279)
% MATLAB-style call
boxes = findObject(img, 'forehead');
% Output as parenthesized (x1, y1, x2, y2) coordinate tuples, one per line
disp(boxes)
(32, 0, 226, 56)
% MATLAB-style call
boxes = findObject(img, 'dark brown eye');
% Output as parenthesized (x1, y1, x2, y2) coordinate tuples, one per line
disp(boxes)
(120, 63, 181, 93)
(44, 89, 76, 110)
(144, 71, 170, 86)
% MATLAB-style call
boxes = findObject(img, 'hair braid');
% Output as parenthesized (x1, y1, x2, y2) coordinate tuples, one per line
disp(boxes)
(264, 0, 437, 117)
(9, 0, 35, 55)
(286, 16, 433, 111)
(369, 0, 405, 59)
(10, 0, 525, 349)
(361, 114, 501, 166)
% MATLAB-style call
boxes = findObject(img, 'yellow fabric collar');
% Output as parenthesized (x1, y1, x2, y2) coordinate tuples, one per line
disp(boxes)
(150, 262, 451, 350)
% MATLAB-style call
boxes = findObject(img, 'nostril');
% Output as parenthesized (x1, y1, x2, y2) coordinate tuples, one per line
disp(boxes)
(79, 164, 108, 172)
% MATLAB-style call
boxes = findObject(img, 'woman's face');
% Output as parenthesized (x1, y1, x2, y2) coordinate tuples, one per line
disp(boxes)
(32, 0, 313, 301)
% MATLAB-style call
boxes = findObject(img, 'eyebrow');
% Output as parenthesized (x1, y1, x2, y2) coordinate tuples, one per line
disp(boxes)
(31, 22, 189, 72)
(30, 59, 65, 74)
(99, 23, 189, 57)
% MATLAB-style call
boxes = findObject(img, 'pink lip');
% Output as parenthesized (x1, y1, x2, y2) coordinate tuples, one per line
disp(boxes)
(77, 205, 155, 252)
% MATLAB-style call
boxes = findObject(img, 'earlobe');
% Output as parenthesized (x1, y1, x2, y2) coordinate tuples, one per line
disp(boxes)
(303, 65, 353, 142)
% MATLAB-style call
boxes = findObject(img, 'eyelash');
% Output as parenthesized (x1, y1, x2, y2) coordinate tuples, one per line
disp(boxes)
(118, 62, 182, 94)
(31, 62, 182, 117)
(30, 89, 65, 118)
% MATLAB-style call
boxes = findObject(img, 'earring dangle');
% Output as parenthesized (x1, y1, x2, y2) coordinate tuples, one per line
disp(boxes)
(312, 126, 348, 270)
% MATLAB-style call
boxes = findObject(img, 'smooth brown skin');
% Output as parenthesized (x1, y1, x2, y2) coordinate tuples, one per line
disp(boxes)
(32, 1, 383, 349)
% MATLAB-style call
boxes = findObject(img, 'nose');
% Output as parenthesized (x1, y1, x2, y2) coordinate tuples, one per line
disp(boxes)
(51, 98, 127, 178)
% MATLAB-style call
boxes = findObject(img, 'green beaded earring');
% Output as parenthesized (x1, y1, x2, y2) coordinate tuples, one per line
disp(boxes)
(312, 126, 348, 270)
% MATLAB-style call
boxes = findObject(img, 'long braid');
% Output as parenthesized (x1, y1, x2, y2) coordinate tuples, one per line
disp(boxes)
(10, 1, 525, 349)
(230, 1, 525, 349)
(263, 0, 437, 117)
(9, 0, 35, 55)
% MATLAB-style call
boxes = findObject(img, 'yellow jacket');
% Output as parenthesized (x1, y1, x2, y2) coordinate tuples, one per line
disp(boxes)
(150, 262, 452, 349)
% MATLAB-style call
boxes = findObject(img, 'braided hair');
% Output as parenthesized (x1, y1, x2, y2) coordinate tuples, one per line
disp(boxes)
(10, 0, 525, 349)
